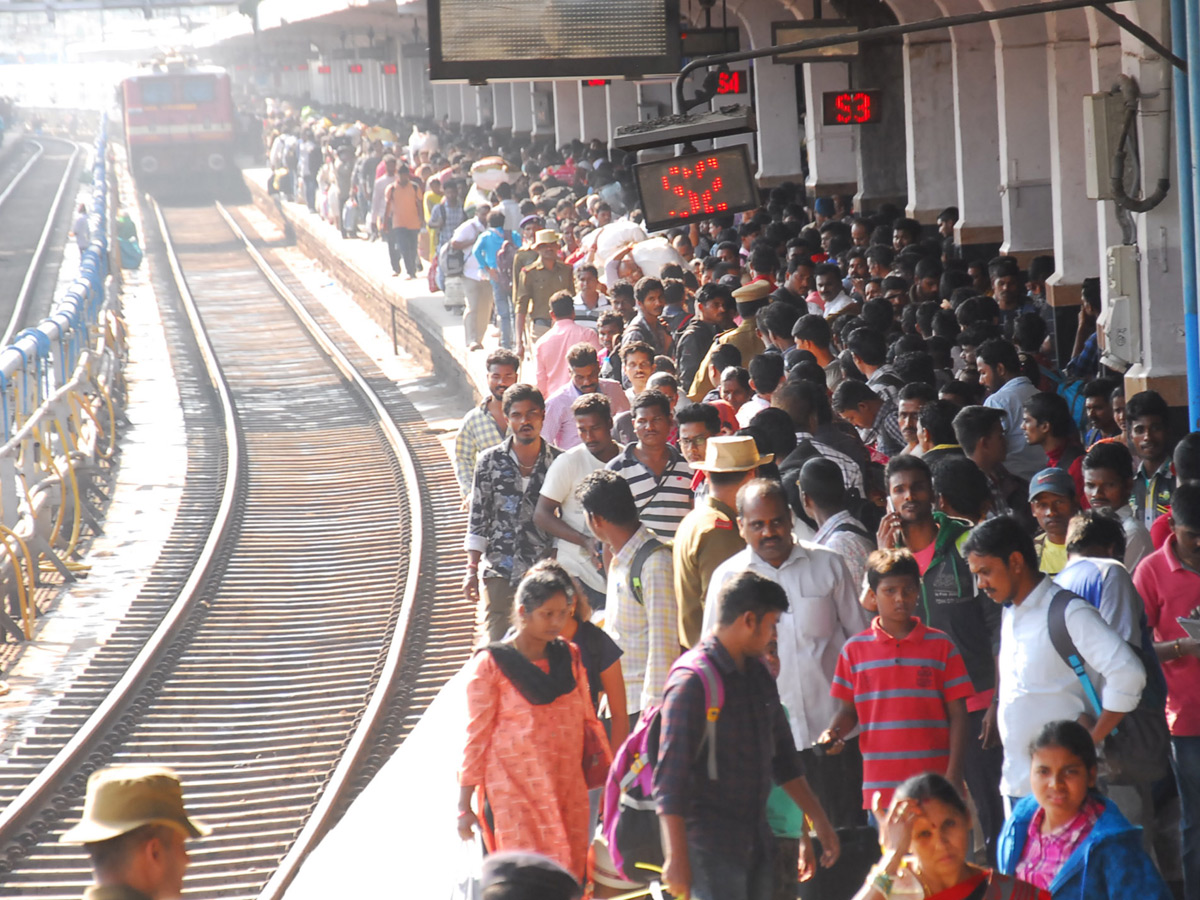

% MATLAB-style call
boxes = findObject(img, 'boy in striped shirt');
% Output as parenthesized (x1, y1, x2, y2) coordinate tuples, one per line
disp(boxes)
(818, 549, 972, 809)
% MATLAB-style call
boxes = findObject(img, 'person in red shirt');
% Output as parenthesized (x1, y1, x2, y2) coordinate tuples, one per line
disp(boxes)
(1132, 481, 1200, 899)
(818, 548, 972, 810)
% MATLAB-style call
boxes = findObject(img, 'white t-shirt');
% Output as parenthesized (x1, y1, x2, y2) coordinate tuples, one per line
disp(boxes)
(539, 444, 606, 592)
(451, 218, 487, 281)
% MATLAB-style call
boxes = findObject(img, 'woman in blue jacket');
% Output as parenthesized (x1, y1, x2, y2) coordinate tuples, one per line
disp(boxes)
(997, 720, 1171, 899)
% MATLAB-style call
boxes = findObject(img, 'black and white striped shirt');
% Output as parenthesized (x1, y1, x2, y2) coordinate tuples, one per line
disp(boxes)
(605, 443, 694, 539)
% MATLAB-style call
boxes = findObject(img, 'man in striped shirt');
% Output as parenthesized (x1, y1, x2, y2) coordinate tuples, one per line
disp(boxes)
(604, 390, 694, 539)
(820, 548, 972, 810)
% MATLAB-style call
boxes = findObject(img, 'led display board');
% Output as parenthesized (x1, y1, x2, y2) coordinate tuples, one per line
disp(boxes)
(633, 146, 758, 232)
(821, 90, 880, 125)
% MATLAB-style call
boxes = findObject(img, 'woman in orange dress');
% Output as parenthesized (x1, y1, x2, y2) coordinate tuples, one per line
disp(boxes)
(457, 566, 611, 881)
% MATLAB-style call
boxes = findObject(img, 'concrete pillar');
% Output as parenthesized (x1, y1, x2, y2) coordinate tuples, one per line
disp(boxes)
(531, 82, 554, 137)
(432, 82, 449, 121)
(1087, 11, 1126, 300)
(606, 80, 638, 141)
(994, 31, 1053, 258)
(903, 36, 957, 223)
(1044, 34, 1095, 309)
(579, 82, 608, 143)
(853, 38, 908, 211)
(741, 16, 802, 182)
(803, 62, 858, 199)
(553, 81, 582, 146)
(947, 22, 1003, 247)
(446, 84, 463, 124)
(511, 82, 533, 136)
(636, 82, 671, 121)
(465, 85, 491, 128)
(493, 84, 513, 132)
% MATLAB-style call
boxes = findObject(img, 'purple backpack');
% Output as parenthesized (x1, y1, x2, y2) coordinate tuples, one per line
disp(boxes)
(600, 647, 725, 882)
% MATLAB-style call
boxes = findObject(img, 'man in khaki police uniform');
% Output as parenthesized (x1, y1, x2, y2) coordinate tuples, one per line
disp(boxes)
(61, 765, 210, 900)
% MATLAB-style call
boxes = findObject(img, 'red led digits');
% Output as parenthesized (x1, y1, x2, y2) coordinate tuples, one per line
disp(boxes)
(659, 155, 726, 217)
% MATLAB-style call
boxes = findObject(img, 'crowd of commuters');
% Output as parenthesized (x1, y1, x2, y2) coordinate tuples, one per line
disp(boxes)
(250, 100, 1197, 900)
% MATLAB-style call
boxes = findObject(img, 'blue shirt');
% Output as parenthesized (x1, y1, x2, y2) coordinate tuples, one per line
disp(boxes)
(472, 228, 519, 271)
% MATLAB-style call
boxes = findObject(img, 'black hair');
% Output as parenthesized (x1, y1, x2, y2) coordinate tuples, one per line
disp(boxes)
(1173, 482, 1200, 530)
(1175, 432, 1200, 482)
(987, 255, 1021, 282)
(635, 277, 664, 303)
(1013, 313, 1046, 354)
(749, 246, 779, 277)
(611, 280, 636, 302)
(710, 343, 743, 373)
(716, 570, 789, 627)
(632, 388, 671, 418)
(696, 282, 735, 311)
(975, 338, 1021, 374)
(566, 343, 599, 369)
(1082, 376, 1119, 401)
(515, 566, 572, 615)
(932, 457, 991, 521)
(961, 515, 1038, 570)
(576, 469, 638, 528)
(931, 309, 961, 340)
(860, 299, 894, 335)
(772, 379, 824, 429)
(676, 402, 722, 434)
(1082, 441, 1134, 480)
(892, 772, 969, 819)
(502, 383, 545, 416)
(487, 348, 522, 372)
(893, 351, 937, 388)
(1065, 509, 1126, 558)
(831, 379, 880, 412)
(550, 291, 575, 319)
(815, 262, 843, 281)
(919, 400, 961, 446)
(798, 457, 846, 511)
(1030, 719, 1099, 773)
(758, 302, 801, 340)
(1125, 390, 1169, 427)
(866, 244, 895, 268)
(570, 392, 612, 424)
(622, 340, 655, 364)
(866, 548, 921, 591)
(746, 406, 797, 460)
(749, 353, 785, 395)
(847, 327, 888, 367)
(899, 382, 939, 404)
(792, 313, 832, 346)
(886, 454, 933, 487)
(1022, 392, 1075, 439)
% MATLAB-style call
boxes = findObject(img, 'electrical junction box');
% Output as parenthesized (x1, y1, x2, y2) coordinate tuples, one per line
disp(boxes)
(1099, 245, 1140, 368)
(1083, 91, 1127, 201)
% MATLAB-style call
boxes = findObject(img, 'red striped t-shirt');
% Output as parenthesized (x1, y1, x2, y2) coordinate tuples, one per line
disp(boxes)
(831, 617, 974, 808)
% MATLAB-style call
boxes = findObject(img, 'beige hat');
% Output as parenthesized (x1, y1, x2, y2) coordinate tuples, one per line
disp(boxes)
(532, 229, 562, 249)
(731, 279, 773, 303)
(59, 765, 211, 844)
(691, 435, 773, 473)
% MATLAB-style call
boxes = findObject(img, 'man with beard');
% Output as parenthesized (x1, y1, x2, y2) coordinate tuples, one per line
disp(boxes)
(541, 343, 629, 450)
(464, 384, 560, 642)
(704, 479, 868, 829)
(454, 349, 520, 499)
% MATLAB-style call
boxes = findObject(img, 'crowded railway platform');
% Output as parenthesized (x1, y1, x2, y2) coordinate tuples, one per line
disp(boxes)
(1, 1, 1200, 900)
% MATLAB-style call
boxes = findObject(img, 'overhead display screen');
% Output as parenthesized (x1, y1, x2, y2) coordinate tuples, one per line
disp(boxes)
(634, 146, 758, 232)
(821, 90, 880, 125)
(430, 0, 680, 81)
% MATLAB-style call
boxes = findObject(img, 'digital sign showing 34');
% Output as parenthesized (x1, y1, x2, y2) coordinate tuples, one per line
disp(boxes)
(634, 146, 758, 232)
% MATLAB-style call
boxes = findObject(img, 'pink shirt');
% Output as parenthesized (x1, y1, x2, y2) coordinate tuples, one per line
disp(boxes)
(1133, 535, 1200, 736)
(534, 320, 602, 397)
(541, 379, 630, 450)
(1016, 796, 1104, 889)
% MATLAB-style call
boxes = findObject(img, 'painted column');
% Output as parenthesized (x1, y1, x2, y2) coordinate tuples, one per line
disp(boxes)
(947, 20, 1003, 247)
(742, 16, 803, 182)
(1044, 32, 1095, 309)
(511, 82, 533, 137)
(531, 82, 555, 138)
(553, 80, 582, 145)
(493, 84, 513, 132)
(903, 35, 958, 223)
(446, 83, 463, 124)
(994, 27, 1054, 258)
(803, 62, 858, 199)
(579, 82, 608, 143)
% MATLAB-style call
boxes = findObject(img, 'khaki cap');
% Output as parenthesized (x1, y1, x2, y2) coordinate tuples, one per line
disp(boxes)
(691, 435, 773, 473)
(532, 229, 562, 249)
(731, 279, 773, 303)
(59, 765, 211, 845)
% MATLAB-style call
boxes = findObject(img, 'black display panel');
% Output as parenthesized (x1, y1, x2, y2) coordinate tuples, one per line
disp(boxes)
(430, 0, 681, 81)
(821, 90, 881, 125)
(633, 146, 758, 232)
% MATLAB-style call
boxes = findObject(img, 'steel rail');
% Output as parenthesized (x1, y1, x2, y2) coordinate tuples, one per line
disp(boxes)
(215, 201, 427, 900)
(0, 140, 45, 212)
(0, 142, 82, 346)
(0, 196, 243, 846)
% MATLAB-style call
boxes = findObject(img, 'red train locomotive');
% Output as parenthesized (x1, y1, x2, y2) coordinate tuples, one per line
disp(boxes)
(120, 60, 234, 179)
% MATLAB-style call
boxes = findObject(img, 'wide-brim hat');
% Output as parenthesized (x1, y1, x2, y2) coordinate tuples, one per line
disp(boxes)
(692, 435, 774, 473)
(532, 229, 562, 249)
(59, 765, 211, 845)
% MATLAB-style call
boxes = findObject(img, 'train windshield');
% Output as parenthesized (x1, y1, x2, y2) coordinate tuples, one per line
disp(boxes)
(181, 79, 216, 104)
(140, 80, 174, 106)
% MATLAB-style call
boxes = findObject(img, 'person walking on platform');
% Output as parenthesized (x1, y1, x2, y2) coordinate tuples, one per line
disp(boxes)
(383, 165, 424, 278)
(465, 384, 559, 643)
(458, 566, 611, 882)
(454, 349, 520, 500)
(61, 765, 210, 900)
(451, 203, 494, 352)
(515, 230, 574, 360)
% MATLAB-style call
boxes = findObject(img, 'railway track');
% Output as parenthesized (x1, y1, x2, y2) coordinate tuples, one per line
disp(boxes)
(0, 137, 82, 343)
(0, 198, 476, 897)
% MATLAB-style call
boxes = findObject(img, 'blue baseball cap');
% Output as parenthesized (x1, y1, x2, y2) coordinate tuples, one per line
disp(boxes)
(1028, 467, 1076, 502)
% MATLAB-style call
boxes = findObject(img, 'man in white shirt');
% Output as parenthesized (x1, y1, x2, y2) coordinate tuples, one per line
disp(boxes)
(977, 338, 1045, 480)
(705, 478, 869, 828)
(533, 393, 620, 607)
(815, 263, 858, 320)
(451, 202, 493, 350)
(963, 515, 1146, 802)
